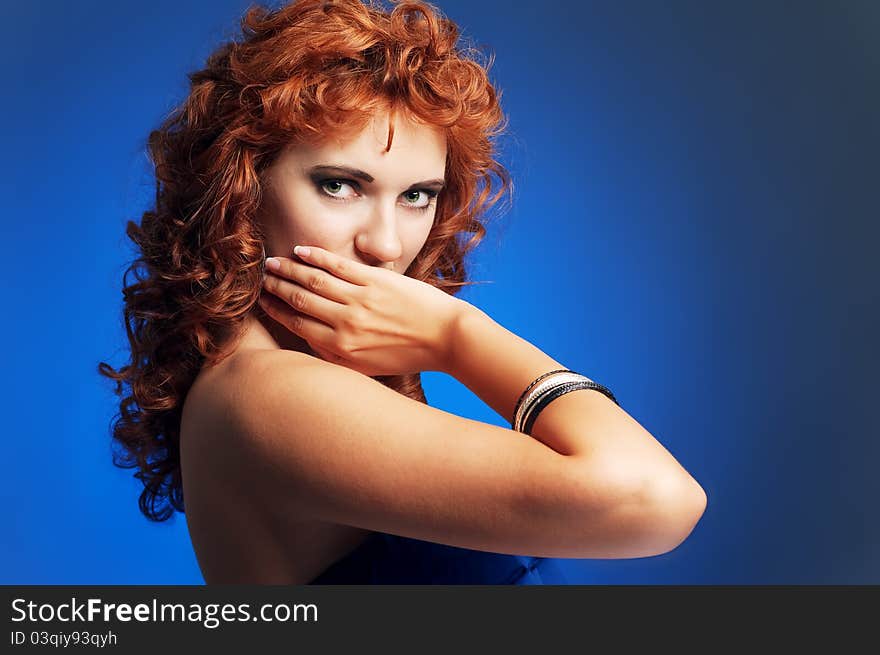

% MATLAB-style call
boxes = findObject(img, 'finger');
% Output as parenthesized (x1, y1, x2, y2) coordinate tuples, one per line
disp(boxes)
(292, 245, 373, 286)
(257, 292, 335, 345)
(262, 272, 344, 325)
(264, 256, 358, 304)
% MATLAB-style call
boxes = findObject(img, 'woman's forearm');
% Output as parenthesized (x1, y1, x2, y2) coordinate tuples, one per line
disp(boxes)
(442, 302, 707, 515)
(442, 302, 606, 456)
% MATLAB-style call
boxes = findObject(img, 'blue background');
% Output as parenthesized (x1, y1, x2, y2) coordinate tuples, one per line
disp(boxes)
(2, 0, 877, 584)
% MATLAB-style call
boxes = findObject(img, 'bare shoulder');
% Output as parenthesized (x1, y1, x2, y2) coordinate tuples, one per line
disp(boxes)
(181, 348, 314, 457)
(180, 349, 354, 583)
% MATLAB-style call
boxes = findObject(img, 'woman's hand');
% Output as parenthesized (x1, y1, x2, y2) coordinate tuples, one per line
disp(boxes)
(258, 245, 466, 377)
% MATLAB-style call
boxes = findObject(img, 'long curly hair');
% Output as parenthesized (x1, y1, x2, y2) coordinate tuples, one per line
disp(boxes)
(98, 0, 511, 522)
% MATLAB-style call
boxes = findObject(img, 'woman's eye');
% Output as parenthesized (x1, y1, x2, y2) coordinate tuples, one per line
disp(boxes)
(401, 190, 433, 209)
(320, 179, 357, 199)
(318, 180, 436, 210)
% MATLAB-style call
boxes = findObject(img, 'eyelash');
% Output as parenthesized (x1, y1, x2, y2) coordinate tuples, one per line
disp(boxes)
(316, 178, 439, 213)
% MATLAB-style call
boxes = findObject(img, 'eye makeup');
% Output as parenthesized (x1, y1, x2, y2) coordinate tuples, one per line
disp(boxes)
(307, 165, 443, 213)
(306, 164, 446, 192)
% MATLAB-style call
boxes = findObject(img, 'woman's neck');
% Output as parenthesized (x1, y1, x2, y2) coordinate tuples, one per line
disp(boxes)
(237, 311, 316, 356)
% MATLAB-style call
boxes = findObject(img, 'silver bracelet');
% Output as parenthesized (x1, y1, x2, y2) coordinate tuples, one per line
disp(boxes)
(512, 370, 619, 434)
(512, 371, 586, 433)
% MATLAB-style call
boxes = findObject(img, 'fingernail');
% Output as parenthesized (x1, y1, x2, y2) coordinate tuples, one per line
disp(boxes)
(293, 245, 310, 257)
(265, 257, 280, 271)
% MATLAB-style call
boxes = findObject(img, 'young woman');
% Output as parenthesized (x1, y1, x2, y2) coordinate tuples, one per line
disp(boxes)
(100, 0, 707, 584)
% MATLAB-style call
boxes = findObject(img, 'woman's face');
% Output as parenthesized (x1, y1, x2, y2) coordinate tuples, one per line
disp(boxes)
(260, 110, 447, 273)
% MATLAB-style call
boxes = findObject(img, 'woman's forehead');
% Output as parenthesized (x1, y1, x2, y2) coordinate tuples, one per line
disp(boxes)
(282, 111, 447, 181)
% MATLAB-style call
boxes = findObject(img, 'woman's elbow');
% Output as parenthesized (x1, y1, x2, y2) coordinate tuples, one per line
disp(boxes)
(638, 474, 708, 556)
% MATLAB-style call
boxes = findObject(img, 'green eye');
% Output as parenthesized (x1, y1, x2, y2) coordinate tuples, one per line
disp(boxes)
(317, 178, 435, 210)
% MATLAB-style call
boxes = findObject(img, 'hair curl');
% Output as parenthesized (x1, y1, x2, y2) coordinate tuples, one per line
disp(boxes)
(98, 0, 511, 522)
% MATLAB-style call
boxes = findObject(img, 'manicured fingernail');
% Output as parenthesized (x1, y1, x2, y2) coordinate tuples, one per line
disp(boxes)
(265, 257, 280, 271)
(293, 245, 310, 257)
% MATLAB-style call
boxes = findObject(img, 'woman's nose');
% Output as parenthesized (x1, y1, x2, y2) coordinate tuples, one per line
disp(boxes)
(354, 201, 403, 266)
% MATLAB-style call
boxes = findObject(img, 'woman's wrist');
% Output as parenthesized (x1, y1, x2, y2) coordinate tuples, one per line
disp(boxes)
(438, 301, 572, 427)
(437, 300, 490, 377)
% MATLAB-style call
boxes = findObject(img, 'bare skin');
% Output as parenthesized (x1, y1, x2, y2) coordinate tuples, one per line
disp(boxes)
(181, 109, 454, 583)
(178, 110, 707, 584)
(181, 313, 375, 584)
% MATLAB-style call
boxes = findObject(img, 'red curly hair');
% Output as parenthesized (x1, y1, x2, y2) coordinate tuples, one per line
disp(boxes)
(98, 0, 511, 522)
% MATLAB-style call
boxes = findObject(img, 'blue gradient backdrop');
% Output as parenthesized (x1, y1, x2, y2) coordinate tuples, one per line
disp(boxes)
(2, 1, 877, 583)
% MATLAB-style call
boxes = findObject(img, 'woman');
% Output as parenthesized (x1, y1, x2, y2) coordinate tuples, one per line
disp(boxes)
(99, 0, 707, 584)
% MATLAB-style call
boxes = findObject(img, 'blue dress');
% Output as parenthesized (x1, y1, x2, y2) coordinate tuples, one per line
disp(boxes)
(309, 531, 569, 584)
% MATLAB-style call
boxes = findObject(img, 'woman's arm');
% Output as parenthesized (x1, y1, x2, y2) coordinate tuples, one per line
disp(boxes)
(442, 303, 708, 549)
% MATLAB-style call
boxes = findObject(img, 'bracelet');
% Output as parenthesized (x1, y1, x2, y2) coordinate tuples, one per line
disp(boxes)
(521, 379, 619, 436)
(512, 369, 620, 434)
(512, 371, 586, 433)
(512, 369, 571, 423)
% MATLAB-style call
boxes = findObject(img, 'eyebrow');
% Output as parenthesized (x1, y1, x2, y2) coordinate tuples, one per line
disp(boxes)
(307, 164, 446, 191)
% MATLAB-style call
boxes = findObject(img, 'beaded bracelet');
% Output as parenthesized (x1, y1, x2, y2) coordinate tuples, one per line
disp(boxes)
(521, 379, 619, 436)
(512, 371, 586, 433)
(512, 369, 619, 434)
(511, 369, 571, 430)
